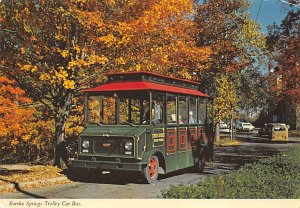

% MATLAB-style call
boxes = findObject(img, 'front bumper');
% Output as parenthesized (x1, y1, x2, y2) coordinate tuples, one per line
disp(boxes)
(69, 159, 145, 172)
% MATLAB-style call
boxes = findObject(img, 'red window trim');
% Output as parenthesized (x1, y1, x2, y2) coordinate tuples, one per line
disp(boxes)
(179, 129, 187, 151)
(189, 128, 197, 150)
(167, 129, 177, 154)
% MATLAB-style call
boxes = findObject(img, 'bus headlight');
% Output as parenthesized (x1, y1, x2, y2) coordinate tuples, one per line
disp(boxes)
(82, 140, 90, 149)
(124, 141, 133, 151)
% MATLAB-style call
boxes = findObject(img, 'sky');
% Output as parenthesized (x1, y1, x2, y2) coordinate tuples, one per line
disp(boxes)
(250, 0, 298, 34)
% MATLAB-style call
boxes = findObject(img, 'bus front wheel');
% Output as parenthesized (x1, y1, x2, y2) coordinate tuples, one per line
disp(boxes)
(142, 155, 159, 184)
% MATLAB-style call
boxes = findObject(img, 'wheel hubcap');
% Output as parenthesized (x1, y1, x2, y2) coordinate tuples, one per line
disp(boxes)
(148, 157, 157, 178)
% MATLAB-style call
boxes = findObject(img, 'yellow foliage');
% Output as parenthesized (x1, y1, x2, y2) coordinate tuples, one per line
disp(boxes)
(31, 66, 38, 73)
(89, 54, 109, 65)
(73, 45, 81, 54)
(135, 64, 141, 71)
(39, 73, 50, 81)
(214, 74, 238, 124)
(67, 61, 77, 70)
(116, 57, 126, 65)
(21, 47, 25, 54)
(20, 64, 32, 71)
(60, 50, 69, 58)
(97, 34, 117, 47)
(63, 80, 75, 89)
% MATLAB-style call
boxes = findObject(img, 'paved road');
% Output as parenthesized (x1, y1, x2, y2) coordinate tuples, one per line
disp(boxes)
(0, 141, 298, 199)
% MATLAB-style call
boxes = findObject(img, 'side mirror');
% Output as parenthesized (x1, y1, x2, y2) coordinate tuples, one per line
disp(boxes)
(287, 125, 290, 129)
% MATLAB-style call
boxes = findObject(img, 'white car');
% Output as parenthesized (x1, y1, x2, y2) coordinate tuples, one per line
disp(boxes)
(220, 122, 228, 129)
(219, 122, 231, 133)
(237, 122, 255, 132)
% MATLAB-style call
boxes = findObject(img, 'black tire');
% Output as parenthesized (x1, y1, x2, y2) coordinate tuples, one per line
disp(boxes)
(142, 155, 159, 184)
(195, 151, 206, 173)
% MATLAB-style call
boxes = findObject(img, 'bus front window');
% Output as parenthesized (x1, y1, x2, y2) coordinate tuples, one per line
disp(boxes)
(119, 92, 150, 125)
(87, 93, 150, 125)
(87, 95, 101, 125)
(101, 96, 116, 124)
(87, 95, 116, 125)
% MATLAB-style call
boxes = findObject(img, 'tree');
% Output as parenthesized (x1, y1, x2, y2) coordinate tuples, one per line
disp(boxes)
(266, 9, 300, 103)
(194, 0, 266, 140)
(0, 0, 211, 166)
(235, 68, 271, 121)
(0, 77, 34, 161)
(213, 74, 237, 142)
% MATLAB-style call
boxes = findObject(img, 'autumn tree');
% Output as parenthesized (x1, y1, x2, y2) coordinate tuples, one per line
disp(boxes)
(0, 76, 55, 162)
(213, 74, 237, 141)
(0, 77, 32, 161)
(0, 0, 211, 166)
(0, 76, 34, 146)
(194, 0, 266, 139)
(266, 9, 300, 103)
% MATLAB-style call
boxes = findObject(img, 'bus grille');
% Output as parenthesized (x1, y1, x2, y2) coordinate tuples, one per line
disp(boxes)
(82, 136, 133, 156)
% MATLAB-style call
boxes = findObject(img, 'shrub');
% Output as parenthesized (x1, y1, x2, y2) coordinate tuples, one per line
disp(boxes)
(162, 145, 300, 199)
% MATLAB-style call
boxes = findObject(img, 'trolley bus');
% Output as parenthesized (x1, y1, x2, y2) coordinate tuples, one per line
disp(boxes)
(70, 71, 213, 183)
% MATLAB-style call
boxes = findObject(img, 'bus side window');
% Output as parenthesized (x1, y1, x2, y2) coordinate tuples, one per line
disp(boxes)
(178, 96, 187, 124)
(189, 97, 197, 124)
(198, 98, 207, 125)
(167, 95, 177, 124)
(152, 93, 164, 124)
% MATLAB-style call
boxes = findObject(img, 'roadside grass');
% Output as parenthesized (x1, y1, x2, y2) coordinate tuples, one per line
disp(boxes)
(214, 137, 242, 146)
(0, 165, 70, 194)
(162, 144, 300, 199)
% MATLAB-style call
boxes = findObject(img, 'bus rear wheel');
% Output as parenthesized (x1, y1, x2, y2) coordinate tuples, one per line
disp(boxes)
(142, 155, 159, 184)
(195, 152, 206, 173)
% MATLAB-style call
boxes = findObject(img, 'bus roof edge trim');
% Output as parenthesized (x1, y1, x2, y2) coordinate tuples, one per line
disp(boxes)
(82, 81, 209, 97)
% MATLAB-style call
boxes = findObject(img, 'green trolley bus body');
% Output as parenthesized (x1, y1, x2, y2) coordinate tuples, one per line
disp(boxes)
(70, 71, 213, 183)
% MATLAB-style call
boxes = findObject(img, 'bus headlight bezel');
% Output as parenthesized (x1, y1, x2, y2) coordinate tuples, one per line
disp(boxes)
(124, 141, 133, 151)
(82, 140, 90, 149)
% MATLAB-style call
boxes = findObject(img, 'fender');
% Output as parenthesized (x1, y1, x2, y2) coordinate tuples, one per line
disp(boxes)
(141, 149, 164, 164)
(141, 149, 166, 174)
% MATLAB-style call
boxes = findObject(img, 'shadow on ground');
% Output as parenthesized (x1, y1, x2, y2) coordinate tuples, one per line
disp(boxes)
(0, 168, 46, 198)
(66, 141, 294, 185)
(66, 169, 147, 185)
(213, 143, 290, 169)
(0, 168, 31, 176)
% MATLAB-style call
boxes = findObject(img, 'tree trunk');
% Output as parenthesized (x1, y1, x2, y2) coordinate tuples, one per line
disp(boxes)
(230, 112, 234, 141)
(53, 90, 73, 168)
(215, 123, 220, 143)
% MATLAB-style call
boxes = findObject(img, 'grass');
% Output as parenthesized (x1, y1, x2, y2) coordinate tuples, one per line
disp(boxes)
(162, 144, 300, 199)
(214, 137, 242, 146)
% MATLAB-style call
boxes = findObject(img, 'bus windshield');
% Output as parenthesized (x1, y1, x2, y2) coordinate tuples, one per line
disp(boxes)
(87, 92, 150, 125)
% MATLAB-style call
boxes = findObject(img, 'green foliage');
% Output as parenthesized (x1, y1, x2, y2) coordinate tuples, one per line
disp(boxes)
(235, 68, 272, 119)
(162, 145, 300, 199)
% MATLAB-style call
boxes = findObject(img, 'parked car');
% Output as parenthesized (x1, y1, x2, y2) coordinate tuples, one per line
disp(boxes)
(219, 122, 231, 133)
(220, 122, 228, 129)
(236, 122, 255, 132)
(258, 123, 290, 140)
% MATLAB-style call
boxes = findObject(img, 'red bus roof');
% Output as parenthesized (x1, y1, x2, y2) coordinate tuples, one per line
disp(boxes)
(83, 81, 209, 97)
